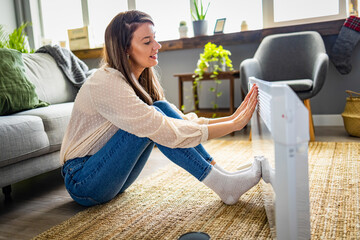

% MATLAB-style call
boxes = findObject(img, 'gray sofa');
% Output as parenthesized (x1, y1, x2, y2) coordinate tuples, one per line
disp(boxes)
(0, 52, 79, 200)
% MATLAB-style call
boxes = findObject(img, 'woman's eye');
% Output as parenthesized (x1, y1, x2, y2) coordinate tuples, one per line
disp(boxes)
(145, 41, 151, 45)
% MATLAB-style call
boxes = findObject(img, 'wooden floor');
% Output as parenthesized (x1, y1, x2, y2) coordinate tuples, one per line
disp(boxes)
(0, 126, 359, 240)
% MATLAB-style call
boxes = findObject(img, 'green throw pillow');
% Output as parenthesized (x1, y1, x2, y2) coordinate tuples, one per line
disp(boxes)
(0, 48, 49, 115)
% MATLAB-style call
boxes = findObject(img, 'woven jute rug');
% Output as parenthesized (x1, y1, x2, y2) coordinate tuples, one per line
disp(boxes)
(34, 141, 360, 240)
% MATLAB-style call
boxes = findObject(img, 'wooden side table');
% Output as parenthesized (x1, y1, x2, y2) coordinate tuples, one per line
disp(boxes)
(174, 71, 240, 118)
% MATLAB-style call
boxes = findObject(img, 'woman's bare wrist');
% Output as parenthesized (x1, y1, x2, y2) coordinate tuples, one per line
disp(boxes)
(207, 121, 236, 140)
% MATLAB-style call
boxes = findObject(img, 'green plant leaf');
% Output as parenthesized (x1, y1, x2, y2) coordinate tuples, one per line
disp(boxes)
(192, 40, 232, 116)
(191, 10, 197, 21)
(194, 0, 201, 20)
(203, 2, 210, 19)
(192, 0, 210, 20)
(0, 22, 34, 53)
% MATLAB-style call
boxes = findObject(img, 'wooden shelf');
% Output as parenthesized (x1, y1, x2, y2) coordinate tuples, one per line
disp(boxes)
(73, 19, 345, 59)
(72, 48, 104, 60)
(174, 71, 240, 81)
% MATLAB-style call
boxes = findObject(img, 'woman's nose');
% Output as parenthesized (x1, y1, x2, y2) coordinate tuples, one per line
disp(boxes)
(153, 41, 161, 50)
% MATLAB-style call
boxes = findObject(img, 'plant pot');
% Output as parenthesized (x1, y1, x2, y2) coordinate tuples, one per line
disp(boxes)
(178, 25, 188, 38)
(207, 58, 226, 72)
(193, 20, 208, 37)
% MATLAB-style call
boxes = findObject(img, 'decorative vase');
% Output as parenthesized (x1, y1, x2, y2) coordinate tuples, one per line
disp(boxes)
(178, 25, 188, 38)
(207, 57, 226, 72)
(241, 21, 248, 31)
(193, 20, 208, 37)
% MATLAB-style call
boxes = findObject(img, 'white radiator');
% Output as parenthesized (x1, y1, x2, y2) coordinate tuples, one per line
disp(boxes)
(249, 77, 310, 240)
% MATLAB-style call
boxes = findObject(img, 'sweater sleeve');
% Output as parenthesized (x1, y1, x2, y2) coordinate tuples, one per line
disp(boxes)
(89, 69, 208, 148)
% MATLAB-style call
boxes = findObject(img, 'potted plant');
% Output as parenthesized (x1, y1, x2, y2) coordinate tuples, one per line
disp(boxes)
(0, 22, 34, 53)
(191, 0, 210, 36)
(178, 21, 188, 38)
(193, 42, 233, 117)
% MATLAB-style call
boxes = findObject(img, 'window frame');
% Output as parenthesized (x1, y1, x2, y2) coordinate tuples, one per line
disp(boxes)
(36, 0, 350, 47)
(262, 0, 348, 28)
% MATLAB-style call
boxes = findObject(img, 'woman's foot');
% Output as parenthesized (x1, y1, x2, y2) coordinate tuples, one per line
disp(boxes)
(261, 157, 275, 185)
(203, 157, 262, 205)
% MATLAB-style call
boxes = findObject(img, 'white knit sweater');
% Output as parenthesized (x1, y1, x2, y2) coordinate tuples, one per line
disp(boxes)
(60, 67, 209, 164)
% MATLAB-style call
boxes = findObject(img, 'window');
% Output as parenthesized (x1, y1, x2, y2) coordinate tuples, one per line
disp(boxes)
(37, 0, 350, 47)
(40, 0, 83, 44)
(274, 0, 339, 22)
(136, 0, 191, 41)
(87, 0, 128, 46)
(263, 0, 348, 28)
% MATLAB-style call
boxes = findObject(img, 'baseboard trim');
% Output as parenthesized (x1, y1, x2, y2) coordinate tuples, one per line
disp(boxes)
(313, 114, 343, 126)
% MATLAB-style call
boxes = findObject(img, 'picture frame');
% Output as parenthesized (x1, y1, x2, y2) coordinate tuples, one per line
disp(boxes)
(214, 18, 226, 34)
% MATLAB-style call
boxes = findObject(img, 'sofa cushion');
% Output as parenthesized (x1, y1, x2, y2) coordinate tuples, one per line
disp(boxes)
(0, 115, 50, 167)
(15, 102, 74, 148)
(0, 48, 49, 115)
(272, 79, 313, 92)
(22, 53, 78, 104)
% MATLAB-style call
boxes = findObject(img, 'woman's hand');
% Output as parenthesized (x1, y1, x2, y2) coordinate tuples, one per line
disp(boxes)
(207, 84, 258, 125)
(207, 85, 258, 140)
(231, 85, 258, 131)
(231, 84, 258, 121)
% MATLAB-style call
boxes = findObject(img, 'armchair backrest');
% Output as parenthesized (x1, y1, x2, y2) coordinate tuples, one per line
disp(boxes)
(254, 31, 326, 81)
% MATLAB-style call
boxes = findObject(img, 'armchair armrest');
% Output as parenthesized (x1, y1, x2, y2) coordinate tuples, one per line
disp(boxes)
(311, 53, 329, 97)
(240, 58, 262, 94)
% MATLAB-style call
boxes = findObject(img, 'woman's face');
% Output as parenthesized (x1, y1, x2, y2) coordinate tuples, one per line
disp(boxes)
(128, 22, 161, 78)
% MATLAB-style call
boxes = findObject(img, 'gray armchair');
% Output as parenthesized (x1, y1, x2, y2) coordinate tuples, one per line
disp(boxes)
(240, 31, 329, 141)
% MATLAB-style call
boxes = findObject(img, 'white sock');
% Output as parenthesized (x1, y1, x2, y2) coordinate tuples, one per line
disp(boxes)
(214, 162, 252, 175)
(203, 158, 262, 205)
(261, 157, 275, 185)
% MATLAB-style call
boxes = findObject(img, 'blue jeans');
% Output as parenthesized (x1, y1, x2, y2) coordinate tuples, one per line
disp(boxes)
(62, 100, 213, 206)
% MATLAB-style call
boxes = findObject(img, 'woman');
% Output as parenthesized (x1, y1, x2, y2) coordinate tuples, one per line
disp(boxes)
(60, 10, 260, 207)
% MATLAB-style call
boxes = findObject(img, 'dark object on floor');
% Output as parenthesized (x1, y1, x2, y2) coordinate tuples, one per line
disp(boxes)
(178, 232, 210, 240)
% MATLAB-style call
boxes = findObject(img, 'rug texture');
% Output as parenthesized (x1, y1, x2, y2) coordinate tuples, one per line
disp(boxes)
(34, 141, 360, 240)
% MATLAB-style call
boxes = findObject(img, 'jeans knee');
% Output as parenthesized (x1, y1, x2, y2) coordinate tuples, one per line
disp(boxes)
(153, 100, 169, 110)
(153, 100, 182, 119)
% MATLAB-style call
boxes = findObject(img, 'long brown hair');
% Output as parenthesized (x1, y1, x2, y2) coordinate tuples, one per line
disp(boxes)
(103, 10, 164, 105)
